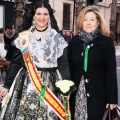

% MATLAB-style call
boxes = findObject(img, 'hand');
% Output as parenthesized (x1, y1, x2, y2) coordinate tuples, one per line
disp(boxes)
(0, 88, 8, 99)
(106, 104, 117, 110)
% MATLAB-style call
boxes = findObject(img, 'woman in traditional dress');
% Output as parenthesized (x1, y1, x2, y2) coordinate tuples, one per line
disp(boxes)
(68, 6, 118, 120)
(0, 1, 70, 119)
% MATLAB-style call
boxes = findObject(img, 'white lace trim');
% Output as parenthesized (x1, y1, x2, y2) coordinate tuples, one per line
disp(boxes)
(14, 26, 68, 68)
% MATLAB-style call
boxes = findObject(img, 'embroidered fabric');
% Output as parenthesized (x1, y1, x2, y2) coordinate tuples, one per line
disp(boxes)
(15, 25, 68, 68)
(3, 69, 62, 120)
(74, 75, 88, 120)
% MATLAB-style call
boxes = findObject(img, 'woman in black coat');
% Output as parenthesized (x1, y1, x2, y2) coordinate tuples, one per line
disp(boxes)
(68, 6, 118, 120)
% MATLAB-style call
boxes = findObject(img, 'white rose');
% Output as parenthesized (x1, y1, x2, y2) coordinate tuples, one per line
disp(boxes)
(60, 86, 70, 93)
(55, 80, 75, 93)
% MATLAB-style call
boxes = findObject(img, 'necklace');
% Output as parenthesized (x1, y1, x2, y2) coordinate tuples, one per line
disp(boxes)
(35, 26, 48, 32)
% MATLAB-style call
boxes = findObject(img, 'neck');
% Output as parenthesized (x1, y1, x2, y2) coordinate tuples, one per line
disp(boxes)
(35, 26, 48, 32)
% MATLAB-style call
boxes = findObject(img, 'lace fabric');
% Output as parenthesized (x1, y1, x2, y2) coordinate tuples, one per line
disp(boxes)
(15, 26, 68, 68)
(74, 75, 88, 120)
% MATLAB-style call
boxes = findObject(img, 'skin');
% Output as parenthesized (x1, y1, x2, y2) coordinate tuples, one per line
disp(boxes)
(33, 7, 50, 40)
(6, 28, 12, 35)
(33, 7, 49, 30)
(82, 11, 117, 110)
(0, 7, 50, 100)
(0, 61, 10, 67)
(82, 11, 99, 34)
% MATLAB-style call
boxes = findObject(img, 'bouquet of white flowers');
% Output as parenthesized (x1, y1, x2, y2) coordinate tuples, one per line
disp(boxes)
(55, 80, 77, 120)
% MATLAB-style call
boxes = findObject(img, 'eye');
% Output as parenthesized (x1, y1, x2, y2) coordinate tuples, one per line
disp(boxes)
(36, 13, 41, 15)
(44, 13, 49, 16)
(83, 18, 87, 21)
(91, 19, 95, 21)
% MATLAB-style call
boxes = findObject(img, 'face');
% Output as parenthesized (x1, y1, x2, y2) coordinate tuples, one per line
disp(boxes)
(65, 31, 70, 36)
(83, 12, 99, 34)
(33, 7, 50, 29)
(6, 29, 12, 35)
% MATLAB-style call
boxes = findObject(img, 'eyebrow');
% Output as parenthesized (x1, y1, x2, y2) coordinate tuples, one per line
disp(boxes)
(36, 12, 49, 14)
(84, 17, 96, 19)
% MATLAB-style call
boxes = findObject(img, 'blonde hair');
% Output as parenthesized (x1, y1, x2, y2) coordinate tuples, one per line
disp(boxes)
(75, 6, 109, 36)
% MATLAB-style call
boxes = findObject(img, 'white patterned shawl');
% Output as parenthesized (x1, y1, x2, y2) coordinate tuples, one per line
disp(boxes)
(14, 26, 68, 68)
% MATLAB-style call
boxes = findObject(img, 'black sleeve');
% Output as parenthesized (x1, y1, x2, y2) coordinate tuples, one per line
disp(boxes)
(104, 38, 118, 104)
(3, 47, 25, 89)
(5, 45, 16, 61)
(57, 47, 71, 80)
(67, 42, 74, 80)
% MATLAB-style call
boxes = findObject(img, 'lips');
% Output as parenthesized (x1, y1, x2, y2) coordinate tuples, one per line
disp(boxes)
(39, 20, 45, 23)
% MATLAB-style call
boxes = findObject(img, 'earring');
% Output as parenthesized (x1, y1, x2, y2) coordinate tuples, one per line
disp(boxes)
(47, 19, 51, 28)
(32, 19, 36, 25)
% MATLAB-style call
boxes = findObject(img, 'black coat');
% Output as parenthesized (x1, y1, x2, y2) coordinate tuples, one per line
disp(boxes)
(68, 35, 118, 120)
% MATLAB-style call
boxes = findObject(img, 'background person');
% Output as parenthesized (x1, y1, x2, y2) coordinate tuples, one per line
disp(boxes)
(114, 29, 119, 44)
(68, 6, 118, 120)
(0, 28, 10, 84)
(0, 1, 70, 119)
(4, 24, 17, 48)
(64, 31, 71, 45)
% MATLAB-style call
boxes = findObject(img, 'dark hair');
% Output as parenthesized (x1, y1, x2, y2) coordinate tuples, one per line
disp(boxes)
(5, 25, 12, 30)
(34, 0, 59, 32)
(8, 22, 14, 27)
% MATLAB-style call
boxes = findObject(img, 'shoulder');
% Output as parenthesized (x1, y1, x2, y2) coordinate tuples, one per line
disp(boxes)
(98, 35, 114, 45)
(71, 35, 79, 40)
(100, 35, 113, 41)
(54, 30, 67, 42)
(96, 35, 115, 51)
(70, 35, 82, 45)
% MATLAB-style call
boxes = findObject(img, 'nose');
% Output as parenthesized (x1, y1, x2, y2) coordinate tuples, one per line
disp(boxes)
(87, 20, 90, 25)
(40, 14, 44, 19)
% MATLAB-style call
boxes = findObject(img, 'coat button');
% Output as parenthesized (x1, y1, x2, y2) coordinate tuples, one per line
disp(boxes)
(81, 52, 84, 56)
(85, 79, 89, 83)
(87, 93, 91, 97)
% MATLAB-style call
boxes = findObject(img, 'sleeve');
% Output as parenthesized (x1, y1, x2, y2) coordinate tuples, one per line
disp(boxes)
(57, 47, 71, 80)
(56, 33, 68, 58)
(3, 47, 25, 89)
(104, 37, 118, 104)
(67, 41, 74, 80)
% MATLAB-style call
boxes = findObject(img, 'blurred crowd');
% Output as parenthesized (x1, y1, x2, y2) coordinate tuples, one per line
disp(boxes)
(0, 22, 17, 84)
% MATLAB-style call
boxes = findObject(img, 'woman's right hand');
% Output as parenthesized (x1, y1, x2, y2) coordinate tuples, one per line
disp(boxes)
(0, 88, 8, 99)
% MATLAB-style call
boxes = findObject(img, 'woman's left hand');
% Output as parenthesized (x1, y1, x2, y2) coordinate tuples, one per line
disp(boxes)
(106, 104, 117, 110)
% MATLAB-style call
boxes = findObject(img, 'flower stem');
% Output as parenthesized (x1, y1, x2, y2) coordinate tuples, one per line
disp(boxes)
(64, 97, 70, 120)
